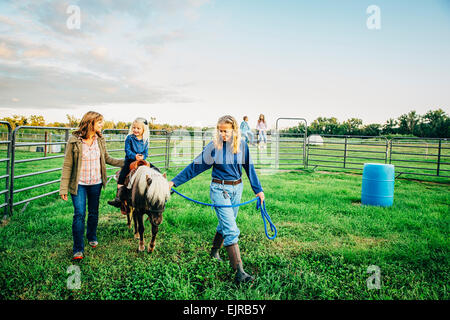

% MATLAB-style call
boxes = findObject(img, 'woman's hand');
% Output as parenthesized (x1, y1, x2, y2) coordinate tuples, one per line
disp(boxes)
(61, 194, 68, 201)
(136, 154, 144, 161)
(168, 181, 174, 191)
(256, 191, 265, 203)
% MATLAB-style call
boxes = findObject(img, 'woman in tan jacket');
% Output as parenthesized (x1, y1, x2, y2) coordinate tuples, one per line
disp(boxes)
(59, 111, 124, 261)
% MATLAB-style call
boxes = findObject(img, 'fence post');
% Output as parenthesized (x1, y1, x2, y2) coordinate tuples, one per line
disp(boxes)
(384, 137, 389, 164)
(275, 130, 279, 170)
(437, 139, 442, 176)
(1, 121, 12, 218)
(343, 136, 348, 168)
(165, 131, 171, 170)
(9, 127, 17, 217)
(303, 126, 308, 169)
(389, 139, 393, 164)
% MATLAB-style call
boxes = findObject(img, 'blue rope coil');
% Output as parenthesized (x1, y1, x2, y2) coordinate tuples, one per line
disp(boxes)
(170, 188, 277, 240)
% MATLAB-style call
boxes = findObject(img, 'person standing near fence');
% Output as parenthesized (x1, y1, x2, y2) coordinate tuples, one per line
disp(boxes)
(59, 111, 124, 261)
(256, 114, 268, 149)
(240, 116, 255, 145)
(168, 115, 265, 284)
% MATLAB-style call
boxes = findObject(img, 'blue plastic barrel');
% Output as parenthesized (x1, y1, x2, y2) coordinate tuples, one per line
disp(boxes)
(361, 163, 395, 207)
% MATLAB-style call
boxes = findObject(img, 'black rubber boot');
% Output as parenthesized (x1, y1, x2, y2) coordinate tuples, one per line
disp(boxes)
(225, 243, 254, 284)
(210, 232, 224, 261)
(108, 186, 126, 208)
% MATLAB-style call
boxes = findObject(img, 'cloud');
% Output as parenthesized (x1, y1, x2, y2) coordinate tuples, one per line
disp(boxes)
(0, 42, 15, 59)
(0, 0, 211, 112)
(0, 63, 187, 110)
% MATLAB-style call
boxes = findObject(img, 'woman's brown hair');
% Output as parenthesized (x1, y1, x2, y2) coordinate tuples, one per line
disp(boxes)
(258, 114, 265, 124)
(73, 111, 104, 139)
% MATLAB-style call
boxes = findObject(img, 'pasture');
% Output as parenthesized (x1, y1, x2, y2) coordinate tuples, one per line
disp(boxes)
(0, 163, 449, 300)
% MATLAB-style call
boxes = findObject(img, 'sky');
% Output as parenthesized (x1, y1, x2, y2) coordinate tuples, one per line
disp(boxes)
(0, 0, 449, 129)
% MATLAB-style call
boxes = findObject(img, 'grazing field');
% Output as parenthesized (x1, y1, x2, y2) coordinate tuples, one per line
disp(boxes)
(0, 166, 448, 300)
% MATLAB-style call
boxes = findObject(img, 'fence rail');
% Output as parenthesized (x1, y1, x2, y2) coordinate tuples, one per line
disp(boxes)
(0, 124, 448, 217)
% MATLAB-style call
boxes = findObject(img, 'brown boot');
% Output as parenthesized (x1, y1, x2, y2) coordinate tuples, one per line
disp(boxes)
(210, 232, 224, 261)
(108, 186, 127, 208)
(225, 243, 254, 284)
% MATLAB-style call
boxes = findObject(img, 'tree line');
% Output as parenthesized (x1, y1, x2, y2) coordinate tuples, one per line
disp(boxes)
(0, 114, 182, 132)
(1, 109, 449, 138)
(282, 109, 449, 138)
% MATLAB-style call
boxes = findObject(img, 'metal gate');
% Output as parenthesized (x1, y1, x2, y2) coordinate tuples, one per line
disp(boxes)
(0, 121, 12, 218)
(389, 137, 450, 178)
(275, 118, 308, 169)
(307, 135, 389, 172)
(9, 126, 75, 216)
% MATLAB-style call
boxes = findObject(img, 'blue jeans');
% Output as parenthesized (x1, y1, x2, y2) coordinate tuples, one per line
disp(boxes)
(242, 130, 254, 144)
(258, 130, 267, 143)
(71, 183, 102, 254)
(118, 158, 133, 184)
(210, 181, 243, 247)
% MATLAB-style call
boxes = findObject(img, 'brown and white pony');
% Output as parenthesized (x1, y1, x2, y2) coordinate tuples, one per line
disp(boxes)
(123, 165, 170, 253)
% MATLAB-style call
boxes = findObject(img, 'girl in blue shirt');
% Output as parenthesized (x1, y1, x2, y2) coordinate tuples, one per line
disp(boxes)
(108, 117, 149, 207)
(169, 115, 265, 284)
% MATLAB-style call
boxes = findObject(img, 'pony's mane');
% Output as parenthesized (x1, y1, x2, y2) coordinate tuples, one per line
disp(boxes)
(134, 166, 170, 207)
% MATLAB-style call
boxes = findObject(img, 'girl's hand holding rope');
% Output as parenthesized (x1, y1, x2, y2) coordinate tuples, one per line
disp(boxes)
(256, 191, 265, 202)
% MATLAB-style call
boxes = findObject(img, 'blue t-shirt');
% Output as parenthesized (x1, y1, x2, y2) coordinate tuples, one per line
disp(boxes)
(171, 140, 263, 194)
(124, 134, 148, 161)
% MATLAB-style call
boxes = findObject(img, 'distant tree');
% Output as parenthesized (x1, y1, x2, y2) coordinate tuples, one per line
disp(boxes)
(398, 110, 420, 135)
(116, 121, 128, 129)
(406, 110, 420, 135)
(66, 114, 80, 128)
(309, 117, 340, 134)
(29, 115, 46, 126)
(382, 118, 398, 135)
(342, 118, 363, 135)
(416, 108, 449, 138)
(361, 123, 381, 136)
(47, 121, 68, 128)
(103, 120, 115, 130)
(0, 114, 28, 129)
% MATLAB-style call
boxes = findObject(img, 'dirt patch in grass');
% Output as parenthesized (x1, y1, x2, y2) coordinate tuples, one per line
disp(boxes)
(1, 217, 10, 227)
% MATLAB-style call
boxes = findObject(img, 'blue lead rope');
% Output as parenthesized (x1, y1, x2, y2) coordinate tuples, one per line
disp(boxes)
(256, 198, 277, 240)
(170, 188, 277, 240)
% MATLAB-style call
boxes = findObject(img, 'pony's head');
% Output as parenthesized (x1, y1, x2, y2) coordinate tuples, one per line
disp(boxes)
(132, 166, 170, 215)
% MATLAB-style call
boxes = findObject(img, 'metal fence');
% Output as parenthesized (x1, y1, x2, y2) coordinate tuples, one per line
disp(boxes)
(307, 135, 389, 171)
(1, 124, 448, 217)
(0, 121, 12, 219)
(9, 126, 76, 217)
(275, 118, 308, 169)
(390, 137, 450, 178)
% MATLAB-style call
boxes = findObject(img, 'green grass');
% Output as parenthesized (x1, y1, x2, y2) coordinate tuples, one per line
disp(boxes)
(0, 167, 449, 300)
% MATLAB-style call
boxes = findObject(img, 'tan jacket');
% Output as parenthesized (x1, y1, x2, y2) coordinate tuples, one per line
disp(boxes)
(59, 134, 124, 196)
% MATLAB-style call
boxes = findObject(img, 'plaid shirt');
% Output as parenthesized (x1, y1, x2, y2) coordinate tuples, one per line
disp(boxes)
(79, 136, 102, 185)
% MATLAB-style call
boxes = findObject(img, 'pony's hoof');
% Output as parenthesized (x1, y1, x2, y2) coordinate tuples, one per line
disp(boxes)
(147, 246, 154, 253)
(134, 233, 140, 239)
(137, 246, 145, 253)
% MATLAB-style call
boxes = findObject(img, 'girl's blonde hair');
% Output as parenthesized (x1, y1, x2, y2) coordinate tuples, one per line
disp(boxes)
(213, 115, 241, 154)
(128, 117, 149, 143)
